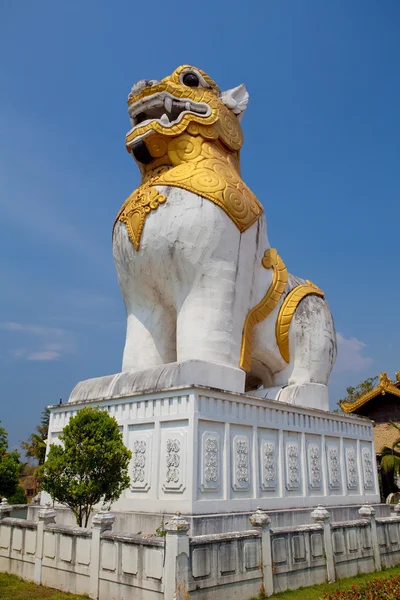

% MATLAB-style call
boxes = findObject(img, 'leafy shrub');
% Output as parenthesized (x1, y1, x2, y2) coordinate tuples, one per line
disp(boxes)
(7, 486, 27, 504)
(324, 575, 400, 599)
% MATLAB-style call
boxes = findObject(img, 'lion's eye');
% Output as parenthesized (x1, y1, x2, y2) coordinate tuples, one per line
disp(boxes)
(182, 72, 200, 87)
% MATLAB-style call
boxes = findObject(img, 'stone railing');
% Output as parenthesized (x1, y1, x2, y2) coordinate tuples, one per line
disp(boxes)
(2, 498, 400, 599)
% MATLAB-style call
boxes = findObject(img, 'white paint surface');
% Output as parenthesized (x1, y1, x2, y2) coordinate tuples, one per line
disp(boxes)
(113, 186, 337, 411)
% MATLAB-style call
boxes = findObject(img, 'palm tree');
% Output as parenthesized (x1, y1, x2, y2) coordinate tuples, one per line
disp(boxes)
(380, 421, 400, 494)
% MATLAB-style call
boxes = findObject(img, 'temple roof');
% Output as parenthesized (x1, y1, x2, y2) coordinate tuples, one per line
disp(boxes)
(340, 372, 400, 414)
(374, 421, 400, 455)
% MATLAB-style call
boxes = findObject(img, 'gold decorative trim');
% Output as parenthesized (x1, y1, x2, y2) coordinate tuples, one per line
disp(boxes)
(340, 372, 400, 414)
(115, 167, 168, 251)
(116, 135, 263, 250)
(240, 249, 288, 373)
(276, 281, 325, 363)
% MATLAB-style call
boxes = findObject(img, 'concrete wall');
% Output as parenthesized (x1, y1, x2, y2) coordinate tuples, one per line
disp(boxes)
(1, 501, 400, 599)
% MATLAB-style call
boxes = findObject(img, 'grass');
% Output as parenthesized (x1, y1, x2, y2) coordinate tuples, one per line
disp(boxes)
(3, 566, 400, 600)
(0, 573, 89, 599)
(249, 565, 400, 599)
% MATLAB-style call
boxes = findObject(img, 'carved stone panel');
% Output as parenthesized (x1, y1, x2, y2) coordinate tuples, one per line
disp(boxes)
(307, 442, 322, 490)
(361, 446, 374, 490)
(25, 530, 36, 555)
(59, 535, 73, 563)
(347, 528, 358, 553)
(219, 542, 236, 575)
(377, 525, 387, 548)
(192, 547, 211, 578)
(285, 441, 300, 491)
(129, 429, 153, 492)
(44, 532, 56, 559)
(122, 544, 139, 575)
(259, 438, 277, 491)
(76, 538, 91, 565)
(292, 535, 306, 562)
(161, 428, 187, 493)
(145, 548, 163, 580)
(244, 541, 260, 570)
(311, 533, 324, 559)
(201, 432, 220, 492)
(326, 443, 341, 490)
(12, 528, 23, 553)
(232, 435, 251, 491)
(272, 537, 288, 565)
(345, 446, 358, 490)
(101, 541, 117, 571)
(389, 525, 399, 546)
(0, 526, 11, 550)
(362, 526, 372, 550)
(332, 531, 345, 555)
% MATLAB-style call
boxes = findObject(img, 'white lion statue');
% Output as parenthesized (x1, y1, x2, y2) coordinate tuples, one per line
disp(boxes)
(112, 65, 337, 411)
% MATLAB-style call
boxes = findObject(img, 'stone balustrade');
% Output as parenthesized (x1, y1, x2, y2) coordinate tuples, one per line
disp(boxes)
(2, 499, 400, 599)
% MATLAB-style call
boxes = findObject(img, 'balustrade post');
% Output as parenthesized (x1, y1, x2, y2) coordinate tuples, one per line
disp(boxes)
(250, 507, 273, 597)
(35, 503, 56, 584)
(164, 512, 190, 600)
(311, 505, 335, 583)
(0, 498, 11, 520)
(90, 507, 115, 600)
(359, 504, 381, 571)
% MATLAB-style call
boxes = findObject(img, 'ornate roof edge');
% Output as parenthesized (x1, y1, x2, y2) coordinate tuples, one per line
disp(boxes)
(340, 372, 400, 414)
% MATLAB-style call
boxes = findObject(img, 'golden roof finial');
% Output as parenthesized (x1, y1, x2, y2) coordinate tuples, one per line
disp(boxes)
(379, 372, 392, 395)
(396, 371, 400, 383)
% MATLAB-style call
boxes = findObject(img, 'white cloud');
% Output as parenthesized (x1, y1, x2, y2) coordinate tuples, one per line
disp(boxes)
(28, 351, 61, 361)
(1, 321, 74, 362)
(333, 332, 373, 374)
(0, 322, 65, 337)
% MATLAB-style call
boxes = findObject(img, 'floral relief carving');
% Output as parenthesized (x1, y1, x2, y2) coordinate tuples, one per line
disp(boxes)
(328, 446, 340, 488)
(131, 440, 146, 484)
(263, 442, 275, 487)
(346, 447, 358, 489)
(166, 438, 180, 483)
(204, 437, 218, 483)
(286, 443, 300, 489)
(308, 443, 321, 488)
(362, 449, 374, 489)
(236, 439, 249, 483)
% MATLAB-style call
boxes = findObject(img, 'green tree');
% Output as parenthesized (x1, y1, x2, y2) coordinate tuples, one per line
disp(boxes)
(0, 422, 22, 500)
(338, 375, 378, 409)
(38, 407, 132, 527)
(8, 486, 27, 504)
(21, 407, 50, 465)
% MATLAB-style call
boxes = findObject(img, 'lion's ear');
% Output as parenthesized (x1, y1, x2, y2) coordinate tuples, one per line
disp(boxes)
(220, 84, 249, 122)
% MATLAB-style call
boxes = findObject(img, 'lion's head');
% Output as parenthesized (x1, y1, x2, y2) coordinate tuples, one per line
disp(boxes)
(126, 65, 249, 170)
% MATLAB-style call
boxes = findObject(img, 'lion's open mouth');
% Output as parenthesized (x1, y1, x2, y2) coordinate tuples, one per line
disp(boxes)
(128, 92, 210, 132)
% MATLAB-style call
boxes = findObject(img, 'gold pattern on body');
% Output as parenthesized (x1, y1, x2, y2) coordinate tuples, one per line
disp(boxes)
(116, 167, 168, 251)
(116, 133, 262, 249)
(240, 249, 288, 373)
(276, 281, 325, 363)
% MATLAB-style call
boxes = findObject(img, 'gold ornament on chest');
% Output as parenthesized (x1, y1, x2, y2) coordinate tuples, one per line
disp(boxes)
(116, 131, 262, 250)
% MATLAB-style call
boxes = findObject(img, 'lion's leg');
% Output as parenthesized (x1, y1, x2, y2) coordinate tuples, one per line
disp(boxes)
(122, 304, 176, 372)
(176, 263, 245, 368)
(271, 295, 337, 410)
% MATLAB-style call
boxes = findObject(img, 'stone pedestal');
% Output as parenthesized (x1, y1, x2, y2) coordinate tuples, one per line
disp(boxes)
(46, 381, 380, 516)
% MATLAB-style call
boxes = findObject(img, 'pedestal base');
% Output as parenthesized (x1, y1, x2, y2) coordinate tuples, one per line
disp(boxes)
(47, 384, 380, 515)
(68, 360, 246, 401)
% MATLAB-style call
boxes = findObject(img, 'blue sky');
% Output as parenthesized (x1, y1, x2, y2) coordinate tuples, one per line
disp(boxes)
(1, 1, 399, 449)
